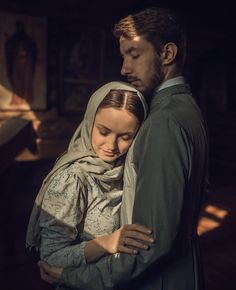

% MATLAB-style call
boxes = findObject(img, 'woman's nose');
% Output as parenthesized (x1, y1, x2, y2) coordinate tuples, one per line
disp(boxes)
(107, 137, 118, 151)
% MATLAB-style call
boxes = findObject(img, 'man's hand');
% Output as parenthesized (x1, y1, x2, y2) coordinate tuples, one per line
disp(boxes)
(38, 260, 63, 285)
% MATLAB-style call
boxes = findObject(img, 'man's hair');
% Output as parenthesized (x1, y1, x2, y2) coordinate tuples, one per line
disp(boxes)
(113, 7, 187, 66)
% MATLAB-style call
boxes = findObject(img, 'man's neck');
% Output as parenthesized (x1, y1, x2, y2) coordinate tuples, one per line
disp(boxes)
(163, 62, 182, 80)
(156, 63, 184, 91)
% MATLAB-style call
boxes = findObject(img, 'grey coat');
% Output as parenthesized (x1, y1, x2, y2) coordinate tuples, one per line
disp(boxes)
(62, 83, 208, 290)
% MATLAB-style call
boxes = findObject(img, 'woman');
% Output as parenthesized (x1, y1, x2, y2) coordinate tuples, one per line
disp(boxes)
(26, 82, 153, 277)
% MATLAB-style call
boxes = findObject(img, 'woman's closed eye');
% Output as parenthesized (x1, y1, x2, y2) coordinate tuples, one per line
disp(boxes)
(98, 128, 110, 136)
(120, 134, 133, 141)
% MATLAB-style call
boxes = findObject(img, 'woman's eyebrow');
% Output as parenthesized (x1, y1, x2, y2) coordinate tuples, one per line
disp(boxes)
(97, 124, 111, 131)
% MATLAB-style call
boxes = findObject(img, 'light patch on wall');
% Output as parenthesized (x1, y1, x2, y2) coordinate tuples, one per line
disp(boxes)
(198, 205, 228, 235)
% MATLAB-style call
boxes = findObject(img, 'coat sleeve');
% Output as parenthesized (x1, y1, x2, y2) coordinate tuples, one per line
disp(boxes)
(39, 163, 87, 267)
(61, 115, 192, 289)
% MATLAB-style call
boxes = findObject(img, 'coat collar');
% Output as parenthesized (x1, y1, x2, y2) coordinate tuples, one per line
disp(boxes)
(150, 82, 191, 109)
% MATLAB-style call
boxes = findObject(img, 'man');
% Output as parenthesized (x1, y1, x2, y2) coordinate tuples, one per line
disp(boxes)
(39, 7, 208, 290)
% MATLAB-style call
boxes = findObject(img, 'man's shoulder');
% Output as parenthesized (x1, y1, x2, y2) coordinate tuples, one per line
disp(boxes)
(151, 87, 202, 125)
(135, 92, 204, 143)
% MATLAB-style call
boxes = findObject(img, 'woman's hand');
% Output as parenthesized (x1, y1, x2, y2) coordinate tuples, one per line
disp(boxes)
(99, 224, 154, 254)
(85, 224, 154, 263)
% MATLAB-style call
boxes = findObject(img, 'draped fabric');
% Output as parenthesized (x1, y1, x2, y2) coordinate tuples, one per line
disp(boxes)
(26, 81, 147, 250)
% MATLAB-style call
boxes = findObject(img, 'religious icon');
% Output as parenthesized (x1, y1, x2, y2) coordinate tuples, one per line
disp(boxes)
(5, 21, 37, 105)
(59, 26, 104, 113)
(0, 12, 47, 111)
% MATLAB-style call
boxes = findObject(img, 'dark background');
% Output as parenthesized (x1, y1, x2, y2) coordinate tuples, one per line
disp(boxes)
(0, 1, 235, 289)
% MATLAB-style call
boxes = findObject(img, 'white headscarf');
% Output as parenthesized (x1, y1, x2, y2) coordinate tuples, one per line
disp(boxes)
(26, 81, 147, 249)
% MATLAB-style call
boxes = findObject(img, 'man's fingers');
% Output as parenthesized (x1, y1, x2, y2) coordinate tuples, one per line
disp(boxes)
(38, 260, 62, 283)
(38, 261, 51, 273)
(39, 266, 57, 284)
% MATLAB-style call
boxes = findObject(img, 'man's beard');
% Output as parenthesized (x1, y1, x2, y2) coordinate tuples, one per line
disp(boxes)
(143, 56, 165, 103)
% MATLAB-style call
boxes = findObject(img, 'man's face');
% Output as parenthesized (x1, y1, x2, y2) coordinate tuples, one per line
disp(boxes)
(119, 36, 165, 97)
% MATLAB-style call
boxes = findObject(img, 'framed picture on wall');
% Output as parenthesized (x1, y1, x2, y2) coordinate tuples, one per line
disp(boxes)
(59, 26, 105, 113)
(0, 12, 47, 111)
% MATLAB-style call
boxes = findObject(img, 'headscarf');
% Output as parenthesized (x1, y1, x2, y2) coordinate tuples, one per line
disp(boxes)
(26, 81, 147, 249)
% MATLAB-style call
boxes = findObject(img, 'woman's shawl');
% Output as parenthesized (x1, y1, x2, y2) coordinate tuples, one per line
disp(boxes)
(26, 81, 148, 250)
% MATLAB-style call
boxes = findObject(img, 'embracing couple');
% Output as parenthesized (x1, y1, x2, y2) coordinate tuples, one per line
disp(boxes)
(26, 6, 208, 290)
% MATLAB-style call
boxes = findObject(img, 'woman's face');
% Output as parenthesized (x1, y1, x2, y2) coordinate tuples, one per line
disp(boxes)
(92, 107, 140, 162)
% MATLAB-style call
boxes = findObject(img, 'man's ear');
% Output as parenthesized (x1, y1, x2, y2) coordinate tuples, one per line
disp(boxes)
(161, 42, 178, 65)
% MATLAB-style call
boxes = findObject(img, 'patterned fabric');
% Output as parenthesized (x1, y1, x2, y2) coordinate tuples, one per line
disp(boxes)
(25, 81, 148, 275)
(39, 161, 122, 268)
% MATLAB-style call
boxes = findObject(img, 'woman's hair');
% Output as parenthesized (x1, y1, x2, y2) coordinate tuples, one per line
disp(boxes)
(113, 7, 186, 67)
(97, 89, 145, 123)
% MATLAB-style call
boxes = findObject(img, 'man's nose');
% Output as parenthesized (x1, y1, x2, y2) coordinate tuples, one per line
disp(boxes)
(121, 58, 132, 76)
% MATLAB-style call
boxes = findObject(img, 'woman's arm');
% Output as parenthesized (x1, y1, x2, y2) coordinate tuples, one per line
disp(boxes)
(39, 165, 88, 268)
(41, 213, 153, 266)
(40, 165, 153, 267)
(40, 215, 87, 267)
(85, 224, 154, 263)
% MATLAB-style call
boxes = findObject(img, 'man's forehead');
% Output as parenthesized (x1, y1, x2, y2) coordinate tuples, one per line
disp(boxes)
(119, 35, 153, 55)
(120, 35, 141, 42)
(119, 36, 142, 52)
(119, 35, 142, 46)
